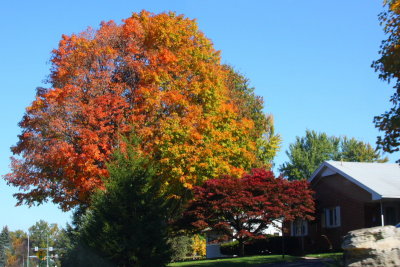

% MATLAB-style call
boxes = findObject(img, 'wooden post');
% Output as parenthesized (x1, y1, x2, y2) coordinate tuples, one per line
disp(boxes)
(380, 200, 385, 226)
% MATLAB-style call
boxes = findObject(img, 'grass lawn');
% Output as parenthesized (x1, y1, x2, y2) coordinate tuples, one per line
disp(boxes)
(168, 253, 344, 267)
(168, 255, 300, 267)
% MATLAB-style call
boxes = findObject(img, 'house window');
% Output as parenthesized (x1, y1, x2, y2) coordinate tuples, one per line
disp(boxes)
(291, 219, 308, 236)
(324, 206, 341, 228)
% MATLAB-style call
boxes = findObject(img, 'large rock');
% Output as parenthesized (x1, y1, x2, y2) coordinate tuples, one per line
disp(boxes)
(342, 226, 400, 267)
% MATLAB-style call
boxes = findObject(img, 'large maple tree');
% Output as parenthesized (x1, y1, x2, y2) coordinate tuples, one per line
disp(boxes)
(179, 168, 314, 256)
(5, 11, 280, 210)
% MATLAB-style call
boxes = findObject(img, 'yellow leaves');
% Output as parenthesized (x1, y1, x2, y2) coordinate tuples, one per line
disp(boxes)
(390, 1, 400, 13)
(190, 131, 202, 141)
(158, 48, 177, 64)
(183, 182, 193, 189)
(192, 235, 206, 256)
(138, 126, 154, 139)
(160, 157, 170, 164)
(8, 10, 279, 210)
(230, 166, 246, 177)
(26, 98, 44, 112)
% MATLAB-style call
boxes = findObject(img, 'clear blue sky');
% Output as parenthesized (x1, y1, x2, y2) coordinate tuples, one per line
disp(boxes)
(0, 0, 397, 231)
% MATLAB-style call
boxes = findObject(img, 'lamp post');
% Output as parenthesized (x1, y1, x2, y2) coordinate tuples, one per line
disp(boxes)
(27, 233, 29, 267)
(46, 235, 49, 267)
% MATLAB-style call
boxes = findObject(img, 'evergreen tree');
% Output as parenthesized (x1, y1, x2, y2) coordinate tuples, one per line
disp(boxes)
(0, 226, 10, 267)
(62, 140, 171, 266)
(280, 130, 388, 180)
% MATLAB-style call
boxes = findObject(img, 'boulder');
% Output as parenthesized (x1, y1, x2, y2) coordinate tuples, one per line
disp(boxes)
(342, 226, 400, 267)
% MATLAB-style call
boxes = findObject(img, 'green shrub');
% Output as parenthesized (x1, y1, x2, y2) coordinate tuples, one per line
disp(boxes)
(169, 236, 193, 262)
(220, 241, 239, 255)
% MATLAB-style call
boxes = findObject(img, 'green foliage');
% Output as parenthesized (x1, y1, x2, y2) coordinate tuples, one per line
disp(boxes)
(280, 130, 387, 180)
(257, 116, 281, 167)
(0, 227, 10, 267)
(27, 220, 64, 267)
(29, 220, 62, 249)
(220, 240, 240, 255)
(0, 221, 64, 267)
(6, 230, 27, 267)
(60, 242, 115, 267)
(168, 234, 206, 262)
(62, 141, 172, 266)
(280, 130, 340, 180)
(372, 1, 400, 161)
(169, 236, 193, 262)
(339, 137, 388, 162)
(224, 65, 281, 167)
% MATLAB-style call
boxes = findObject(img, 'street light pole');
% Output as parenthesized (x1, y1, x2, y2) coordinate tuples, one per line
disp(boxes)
(46, 235, 49, 267)
(27, 233, 30, 267)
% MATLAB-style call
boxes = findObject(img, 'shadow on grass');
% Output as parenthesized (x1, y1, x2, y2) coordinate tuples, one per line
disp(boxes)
(169, 255, 300, 267)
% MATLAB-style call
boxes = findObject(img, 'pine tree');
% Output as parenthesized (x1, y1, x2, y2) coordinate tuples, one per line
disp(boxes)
(63, 139, 171, 266)
(0, 226, 11, 267)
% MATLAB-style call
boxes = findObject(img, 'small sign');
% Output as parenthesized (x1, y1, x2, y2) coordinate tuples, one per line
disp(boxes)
(37, 250, 46, 260)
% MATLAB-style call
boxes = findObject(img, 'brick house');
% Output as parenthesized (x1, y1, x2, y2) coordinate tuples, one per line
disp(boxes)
(290, 161, 400, 251)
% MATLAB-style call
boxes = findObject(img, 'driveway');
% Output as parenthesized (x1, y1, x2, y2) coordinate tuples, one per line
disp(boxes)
(258, 258, 336, 267)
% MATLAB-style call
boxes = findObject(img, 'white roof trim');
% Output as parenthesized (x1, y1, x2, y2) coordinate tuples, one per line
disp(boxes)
(308, 161, 382, 200)
(381, 195, 400, 199)
(308, 163, 326, 182)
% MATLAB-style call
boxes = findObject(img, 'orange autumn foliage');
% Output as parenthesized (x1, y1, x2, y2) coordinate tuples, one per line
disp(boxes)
(5, 11, 279, 210)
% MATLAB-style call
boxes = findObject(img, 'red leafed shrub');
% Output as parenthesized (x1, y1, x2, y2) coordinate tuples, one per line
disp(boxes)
(181, 168, 314, 256)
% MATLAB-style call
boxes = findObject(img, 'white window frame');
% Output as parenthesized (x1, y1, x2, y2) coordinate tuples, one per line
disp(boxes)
(291, 219, 308, 237)
(324, 206, 341, 228)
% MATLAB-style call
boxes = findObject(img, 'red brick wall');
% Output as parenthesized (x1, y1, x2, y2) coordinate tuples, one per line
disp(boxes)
(308, 174, 373, 251)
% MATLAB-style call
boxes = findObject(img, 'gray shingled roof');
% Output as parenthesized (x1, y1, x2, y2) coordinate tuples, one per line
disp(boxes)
(309, 161, 400, 200)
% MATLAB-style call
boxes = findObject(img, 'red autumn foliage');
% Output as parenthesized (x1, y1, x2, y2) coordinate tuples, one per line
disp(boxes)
(4, 11, 281, 210)
(181, 168, 314, 256)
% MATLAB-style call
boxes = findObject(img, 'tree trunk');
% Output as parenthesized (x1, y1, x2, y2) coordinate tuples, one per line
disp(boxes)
(239, 240, 245, 257)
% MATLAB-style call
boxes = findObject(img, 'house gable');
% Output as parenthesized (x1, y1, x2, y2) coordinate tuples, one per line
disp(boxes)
(309, 161, 400, 200)
(312, 173, 373, 204)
